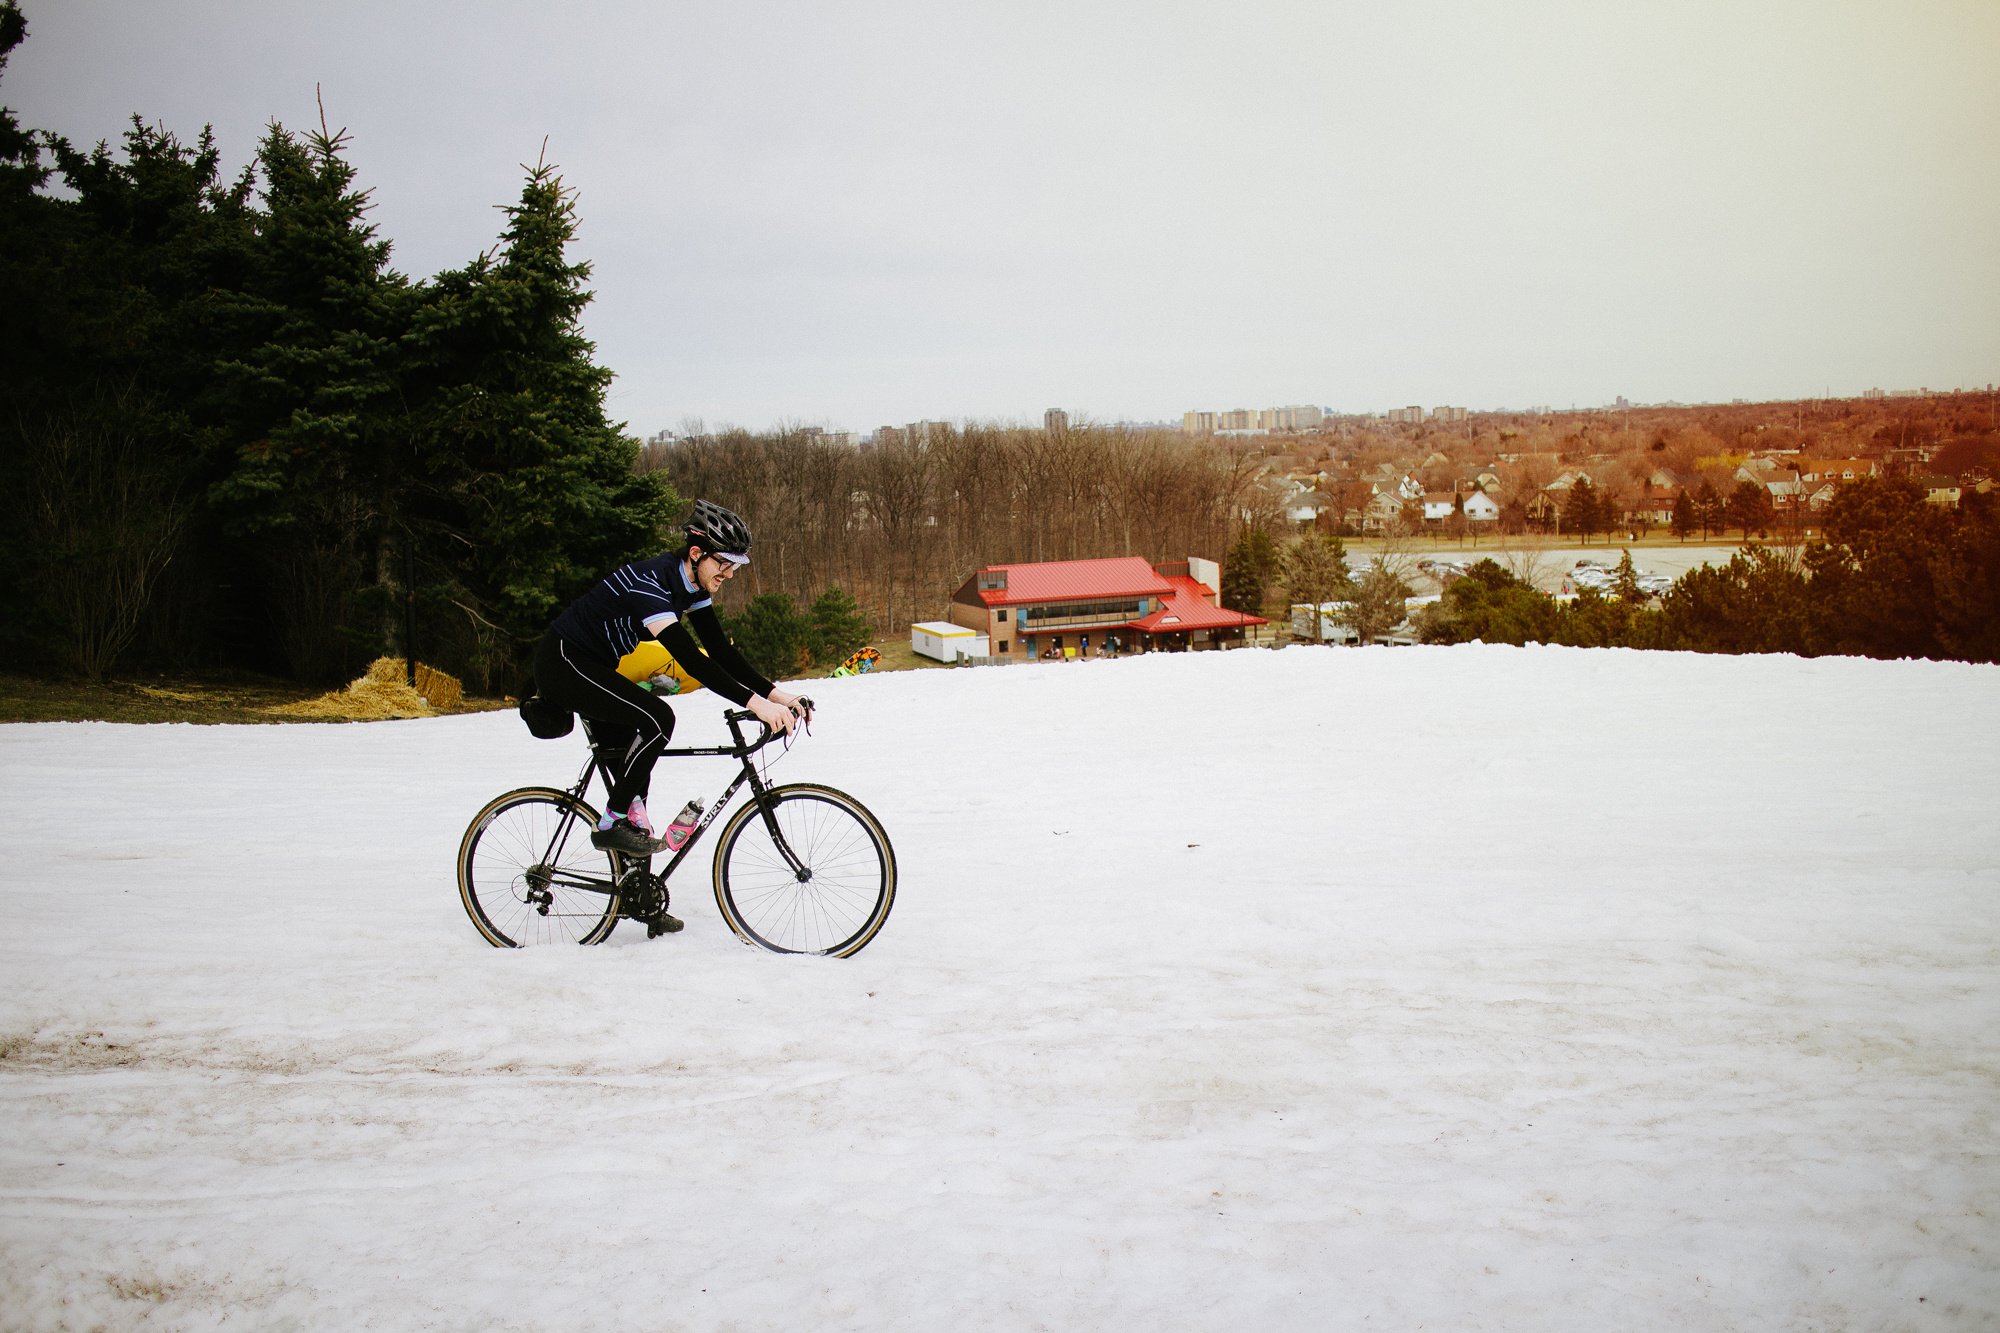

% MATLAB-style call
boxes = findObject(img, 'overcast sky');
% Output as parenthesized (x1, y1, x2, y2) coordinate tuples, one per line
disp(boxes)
(8, 1, 1998, 434)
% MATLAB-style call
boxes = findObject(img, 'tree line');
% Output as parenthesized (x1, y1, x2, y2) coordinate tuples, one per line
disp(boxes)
(0, 4, 675, 689)
(1409, 479, 2000, 662)
(1, 0, 1261, 692)
(641, 422, 1256, 639)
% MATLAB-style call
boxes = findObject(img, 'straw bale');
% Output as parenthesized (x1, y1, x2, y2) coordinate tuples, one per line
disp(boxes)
(366, 658, 465, 709)
(266, 659, 432, 721)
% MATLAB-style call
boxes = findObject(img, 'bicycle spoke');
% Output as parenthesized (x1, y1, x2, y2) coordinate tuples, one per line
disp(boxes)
(458, 790, 621, 947)
(714, 786, 894, 956)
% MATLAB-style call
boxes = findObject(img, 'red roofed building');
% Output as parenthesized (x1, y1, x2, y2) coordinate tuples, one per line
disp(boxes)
(948, 555, 1268, 660)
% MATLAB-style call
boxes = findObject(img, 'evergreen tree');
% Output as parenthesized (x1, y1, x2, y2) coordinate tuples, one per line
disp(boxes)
(406, 157, 678, 687)
(1693, 480, 1723, 540)
(806, 586, 873, 667)
(0, 0, 49, 376)
(1656, 547, 1816, 655)
(727, 592, 811, 678)
(209, 120, 408, 681)
(1613, 549, 1643, 602)
(1670, 489, 1696, 541)
(1808, 477, 1950, 658)
(1414, 560, 1557, 645)
(1221, 527, 1278, 614)
(1935, 492, 2000, 662)
(1726, 480, 1772, 539)
(3, 62, 259, 674)
(1562, 477, 1603, 542)
(1552, 587, 1634, 647)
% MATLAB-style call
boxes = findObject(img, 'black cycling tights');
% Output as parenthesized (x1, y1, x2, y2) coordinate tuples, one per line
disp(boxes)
(532, 633, 676, 817)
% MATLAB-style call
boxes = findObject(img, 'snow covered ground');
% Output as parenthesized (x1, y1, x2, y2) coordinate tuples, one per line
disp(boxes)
(2, 645, 1996, 1331)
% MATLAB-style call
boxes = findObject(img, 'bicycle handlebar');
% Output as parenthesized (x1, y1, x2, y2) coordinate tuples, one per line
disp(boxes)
(722, 696, 815, 751)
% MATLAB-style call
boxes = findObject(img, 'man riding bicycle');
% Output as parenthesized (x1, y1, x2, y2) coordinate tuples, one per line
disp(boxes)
(533, 500, 805, 858)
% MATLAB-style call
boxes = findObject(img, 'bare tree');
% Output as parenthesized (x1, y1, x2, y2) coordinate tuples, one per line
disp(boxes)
(1490, 538, 1559, 595)
(18, 393, 192, 680)
(859, 430, 936, 629)
(1340, 560, 1414, 645)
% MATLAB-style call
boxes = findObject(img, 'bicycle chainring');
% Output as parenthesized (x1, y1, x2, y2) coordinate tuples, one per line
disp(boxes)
(616, 867, 669, 922)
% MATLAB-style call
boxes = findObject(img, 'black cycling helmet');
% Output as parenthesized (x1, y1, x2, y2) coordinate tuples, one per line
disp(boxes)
(685, 499, 752, 563)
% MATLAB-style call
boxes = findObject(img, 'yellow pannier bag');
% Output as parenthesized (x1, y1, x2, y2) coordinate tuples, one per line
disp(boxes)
(616, 640, 705, 696)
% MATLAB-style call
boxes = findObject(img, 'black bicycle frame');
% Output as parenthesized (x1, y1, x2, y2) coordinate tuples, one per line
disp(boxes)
(542, 709, 812, 897)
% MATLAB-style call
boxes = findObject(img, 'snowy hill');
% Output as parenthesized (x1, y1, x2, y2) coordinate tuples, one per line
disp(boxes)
(3, 645, 1997, 1330)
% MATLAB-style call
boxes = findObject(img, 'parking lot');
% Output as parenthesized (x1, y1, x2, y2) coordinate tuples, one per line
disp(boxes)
(1389, 544, 1744, 596)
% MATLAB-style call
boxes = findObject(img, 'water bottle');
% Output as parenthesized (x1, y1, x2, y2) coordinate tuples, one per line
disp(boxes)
(662, 798, 702, 852)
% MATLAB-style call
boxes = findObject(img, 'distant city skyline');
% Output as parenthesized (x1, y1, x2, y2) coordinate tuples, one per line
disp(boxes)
(9, 1, 1997, 436)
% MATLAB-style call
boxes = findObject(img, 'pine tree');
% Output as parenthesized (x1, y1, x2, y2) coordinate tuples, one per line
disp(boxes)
(1562, 477, 1603, 542)
(1727, 480, 1772, 539)
(1613, 548, 1643, 602)
(3, 59, 259, 675)
(209, 119, 408, 681)
(1694, 481, 1723, 540)
(807, 586, 873, 667)
(1671, 489, 1695, 541)
(406, 156, 678, 687)
(1221, 527, 1278, 614)
(728, 592, 812, 678)
(0, 1, 50, 376)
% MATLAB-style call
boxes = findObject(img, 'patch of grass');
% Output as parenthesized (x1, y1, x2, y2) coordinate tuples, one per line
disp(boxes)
(4, 637, 958, 724)
(0, 670, 507, 725)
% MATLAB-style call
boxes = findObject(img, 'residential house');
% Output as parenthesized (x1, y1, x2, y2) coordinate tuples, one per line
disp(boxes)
(1629, 484, 1678, 526)
(1279, 477, 1323, 526)
(1524, 491, 1562, 527)
(1799, 458, 1878, 485)
(1922, 476, 1962, 508)
(1762, 476, 1805, 511)
(1364, 490, 1409, 533)
(1461, 490, 1500, 523)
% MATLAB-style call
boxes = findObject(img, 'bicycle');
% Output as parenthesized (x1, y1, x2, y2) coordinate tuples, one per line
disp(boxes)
(456, 700, 896, 956)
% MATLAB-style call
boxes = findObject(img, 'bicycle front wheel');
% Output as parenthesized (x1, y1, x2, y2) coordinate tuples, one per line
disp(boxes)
(458, 787, 624, 947)
(712, 783, 896, 957)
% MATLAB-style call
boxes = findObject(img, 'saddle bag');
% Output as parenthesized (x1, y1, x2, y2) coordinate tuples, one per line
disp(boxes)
(517, 692, 575, 740)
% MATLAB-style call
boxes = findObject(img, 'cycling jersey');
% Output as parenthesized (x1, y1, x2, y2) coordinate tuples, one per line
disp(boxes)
(548, 553, 774, 706)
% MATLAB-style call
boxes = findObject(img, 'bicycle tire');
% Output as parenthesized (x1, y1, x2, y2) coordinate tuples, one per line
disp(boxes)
(458, 786, 625, 947)
(712, 783, 896, 957)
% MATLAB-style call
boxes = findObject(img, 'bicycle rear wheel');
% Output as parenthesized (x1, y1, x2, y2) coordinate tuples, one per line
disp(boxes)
(459, 787, 624, 947)
(712, 783, 896, 957)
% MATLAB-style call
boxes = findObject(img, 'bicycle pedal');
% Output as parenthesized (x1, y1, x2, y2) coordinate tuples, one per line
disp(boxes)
(646, 912, 685, 938)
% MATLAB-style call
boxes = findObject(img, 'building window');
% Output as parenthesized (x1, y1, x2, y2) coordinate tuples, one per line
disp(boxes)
(997, 609, 1008, 622)
(998, 641, 1009, 654)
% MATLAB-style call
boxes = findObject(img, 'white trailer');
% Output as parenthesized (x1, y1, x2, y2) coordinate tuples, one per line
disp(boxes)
(911, 621, 989, 663)
(1289, 602, 1358, 644)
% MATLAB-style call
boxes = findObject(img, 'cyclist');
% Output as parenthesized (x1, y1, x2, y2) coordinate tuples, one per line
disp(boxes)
(533, 500, 805, 857)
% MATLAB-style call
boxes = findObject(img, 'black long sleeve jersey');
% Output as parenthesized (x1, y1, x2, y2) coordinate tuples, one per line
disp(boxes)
(548, 553, 776, 706)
